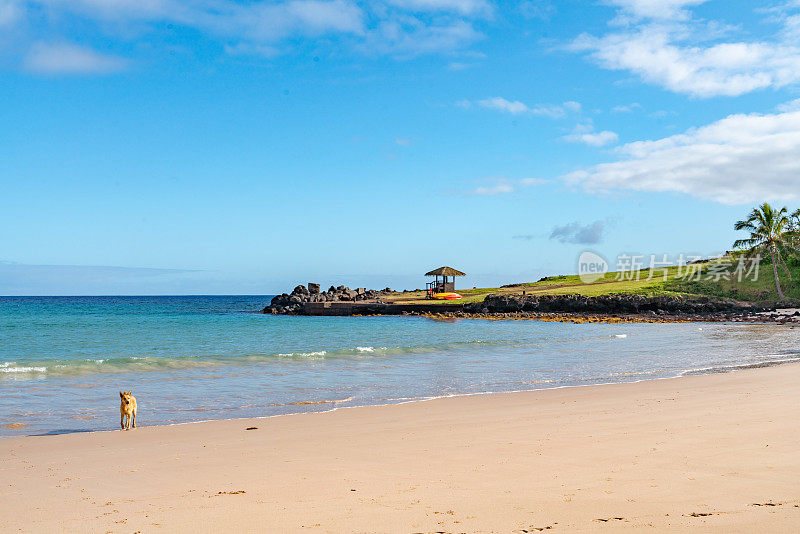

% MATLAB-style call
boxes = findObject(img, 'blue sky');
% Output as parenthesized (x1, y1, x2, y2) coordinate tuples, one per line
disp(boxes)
(2, 0, 800, 294)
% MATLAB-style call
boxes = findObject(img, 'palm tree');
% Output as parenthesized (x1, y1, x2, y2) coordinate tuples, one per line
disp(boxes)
(733, 203, 796, 300)
(789, 209, 800, 260)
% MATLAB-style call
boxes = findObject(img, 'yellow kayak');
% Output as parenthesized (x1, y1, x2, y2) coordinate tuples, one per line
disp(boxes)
(432, 292, 462, 300)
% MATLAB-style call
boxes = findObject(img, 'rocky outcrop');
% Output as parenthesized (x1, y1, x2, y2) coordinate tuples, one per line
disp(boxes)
(470, 293, 768, 315)
(263, 283, 391, 314)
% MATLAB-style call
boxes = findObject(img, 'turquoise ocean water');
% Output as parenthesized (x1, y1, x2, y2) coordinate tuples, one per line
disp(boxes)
(1, 296, 799, 437)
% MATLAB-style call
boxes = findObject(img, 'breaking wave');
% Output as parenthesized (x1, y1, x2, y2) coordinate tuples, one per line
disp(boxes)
(0, 338, 542, 378)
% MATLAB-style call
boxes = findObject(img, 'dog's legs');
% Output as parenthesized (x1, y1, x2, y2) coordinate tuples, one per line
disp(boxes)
(131, 411, 136, 429)
(121, 413, 125, 430)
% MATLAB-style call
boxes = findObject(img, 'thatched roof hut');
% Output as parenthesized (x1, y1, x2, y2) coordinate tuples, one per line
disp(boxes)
(425, 266, 466, 277)
(425, 266, 465, 294)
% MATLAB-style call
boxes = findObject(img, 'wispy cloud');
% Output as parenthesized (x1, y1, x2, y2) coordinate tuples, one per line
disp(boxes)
(6, 0, 489, 66)
(563, 109, 800, 205)
(611, 103, 642, 113)
(519, 0, 556, 20)
(467, 176, 546, 195)
(447, 61, 475, 70)
(777, 97, 800, 112)
(472, 181, 515, 195)
(478, 96, 529, 114)
(386, 0, 493, 16)
(469, 97, 581, 118)
(363, 18, 481, 57)
(24, 42, 128, 74)
(549, 220, 605, 245)
(606, 0, 709, 22)
(563, 122, 619, 146)
(35, 0, 366, 40)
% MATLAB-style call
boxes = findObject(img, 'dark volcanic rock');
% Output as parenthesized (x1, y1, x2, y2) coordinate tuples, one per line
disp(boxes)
(263, 282, 389, 314)
(292, 285, 309, 297)
(469, 293, 766, 315)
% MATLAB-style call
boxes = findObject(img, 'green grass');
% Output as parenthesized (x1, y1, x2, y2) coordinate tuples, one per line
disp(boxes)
(384, 259, 800, 307)
(664, 259, 800, 303)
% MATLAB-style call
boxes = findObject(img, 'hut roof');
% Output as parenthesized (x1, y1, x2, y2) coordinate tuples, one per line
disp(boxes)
(425, 266, 466, 277)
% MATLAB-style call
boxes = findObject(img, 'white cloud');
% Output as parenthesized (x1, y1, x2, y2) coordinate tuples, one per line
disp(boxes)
(611, 102, 642, 113)
(467, 176, 545, 195)
(606, 0, 709, 22)
(385, 0, 492, 16)
(472, 182, 515, 195)
(519, 0, 555, 21)
(363, 18, 481, 57)
(31, 0, 365, 38)
(570, 130, 619, 146)
(519, 177, 547, 186)
(563, 123, 619, 146)
(563, 110, 800, 205)
(24, 42, 128, 74)
(395, 137, 411, 146)
(11, 0, 485, 61)
(284, 0, 365, 34)
(474, 97, 580, 118)
(478, 96, 528, 114)
(777, 97, 800, 112)
(572, 3, 800, 97)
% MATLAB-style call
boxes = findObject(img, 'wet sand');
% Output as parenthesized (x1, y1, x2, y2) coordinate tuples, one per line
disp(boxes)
(2, 364, 799, 532)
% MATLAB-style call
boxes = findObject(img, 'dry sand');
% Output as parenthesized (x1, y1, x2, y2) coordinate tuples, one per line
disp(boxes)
(2, 364, 799, 533)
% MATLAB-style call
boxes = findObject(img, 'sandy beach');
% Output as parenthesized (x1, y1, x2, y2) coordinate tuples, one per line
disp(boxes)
(2, 364, 799, 533)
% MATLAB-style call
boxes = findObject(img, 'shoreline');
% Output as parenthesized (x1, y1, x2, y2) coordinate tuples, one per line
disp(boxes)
(4, 362, 800, 532)
(7, 349, 800, 440)
(414, 310, 800, 323)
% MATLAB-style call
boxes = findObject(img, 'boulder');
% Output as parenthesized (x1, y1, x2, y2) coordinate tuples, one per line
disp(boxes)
(308, 282, 320, 294)
(292, 285, 309, 296)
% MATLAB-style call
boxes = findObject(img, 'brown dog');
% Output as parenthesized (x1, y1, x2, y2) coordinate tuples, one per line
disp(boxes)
(119, 391, 137, 430)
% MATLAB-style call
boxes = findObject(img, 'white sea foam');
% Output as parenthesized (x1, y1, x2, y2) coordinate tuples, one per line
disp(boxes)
(356, 346, 374, 352)
(613, 334, 627, 338)
(0, 366, 47, 374)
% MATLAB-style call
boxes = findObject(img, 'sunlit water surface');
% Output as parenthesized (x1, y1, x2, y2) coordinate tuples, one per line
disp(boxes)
(2, 296, 799, 437)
